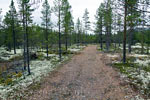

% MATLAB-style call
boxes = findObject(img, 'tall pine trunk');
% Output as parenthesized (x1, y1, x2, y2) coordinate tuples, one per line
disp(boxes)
(46, 23, 48, 58)
(141, 33, 144, 54)
(128, 29, 133, 53)
(58, 6, 62, 61)
(99, 31, 103, 50)
(12, 15, 16, 54)
(25, 3, 30, 75)
(22, 3, 26, 70)
(106, 26, 109, 51)
(65, 31, 68, 51)
(128, 6, 133, 54)
(100, 17, 103, 50)
(78, 31, 80, 47)
(123, 0, 127, 64)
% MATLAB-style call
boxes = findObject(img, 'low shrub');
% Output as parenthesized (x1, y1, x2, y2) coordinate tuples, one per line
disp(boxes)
(4, 78, 13, 85)
(0, 77, 5, 84)
(16, 72, 22, 78)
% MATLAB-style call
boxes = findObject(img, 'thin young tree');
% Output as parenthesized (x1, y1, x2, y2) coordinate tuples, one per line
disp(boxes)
(68, 14, 74, 46)
(95, 3, 104, 50)
(0, 9, 2, 22)
(127, 0, 140, 53)
(103, 0, 113, 52)
(123, 0, 127, 63)
(3, 0, 18, 53)
(0, 9, 2, 32)
(18, 0, 34, 75)
(62, 0, 71, 51)
(117, 15, 122, 47)
(41, 0, 51, 58)
(53, 0, 63, 61)
(83, 8, 90, 44)
(10, 0, 18, 54)
(76, 18, 81, 46)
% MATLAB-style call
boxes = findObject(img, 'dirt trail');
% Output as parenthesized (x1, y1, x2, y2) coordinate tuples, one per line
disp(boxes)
(28, 45, 136, 100)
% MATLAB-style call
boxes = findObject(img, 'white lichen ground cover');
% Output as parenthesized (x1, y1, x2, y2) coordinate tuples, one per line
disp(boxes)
(0, 54, 68, 100)
(108, 54, 150, 99)
(0, 48, 23, 61)
(104, 43, 150, 99)
(118, 43, 149, 54)
(0, 45, 85, 100)
(68, 45, 86, 52)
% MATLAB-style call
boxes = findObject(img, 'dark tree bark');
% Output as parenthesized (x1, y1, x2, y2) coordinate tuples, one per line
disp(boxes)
(12, 15, 16, 54)
(77, 30, 80, 47)
(25, 3, 30, 75)
(123, 0, 127, 64)
(128, 28, 133, 53)
(65, 32, 68, 51)
(46, 20, 48, 58)
(22, 2, 27, 71)
(58, 6, 62, 61)
(99, 17, 103, 50)
(106, 26, 109, 51)
(128, 5, 134, 54)
(147, 43, 149, 54)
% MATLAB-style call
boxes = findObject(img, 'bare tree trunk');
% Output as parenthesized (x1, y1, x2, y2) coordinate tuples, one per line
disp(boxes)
(99, 32, 103, 50)
(128, 28, 133, 53)
(141, 33, 144, 54)
(78, 31, 80, 47)
(22, 3, 26, 71)
(123, 0, 127, 64)
(65, 31, 68, 51)
(100, 17, 103, 50)
(46, 19, 48, 58)
(58, 6, 62, 61)
(25, 3, 30, 75)
(128, 6, 133, 54)
(106, 26, 109, 51)
(12, 15, 16, 54)
(147, 43, 149, 54)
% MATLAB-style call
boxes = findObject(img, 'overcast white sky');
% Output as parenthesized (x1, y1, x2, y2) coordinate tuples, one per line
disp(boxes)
(1, 0, 104, 26)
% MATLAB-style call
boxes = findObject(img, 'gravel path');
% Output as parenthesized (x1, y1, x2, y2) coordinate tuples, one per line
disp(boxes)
(28, 45, 137, 100)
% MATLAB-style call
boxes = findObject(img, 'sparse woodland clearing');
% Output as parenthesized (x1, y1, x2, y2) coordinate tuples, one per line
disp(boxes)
(1, 0, 150, 99)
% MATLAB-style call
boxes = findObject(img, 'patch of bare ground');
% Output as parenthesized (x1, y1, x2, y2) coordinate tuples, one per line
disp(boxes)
(25, 45, 138, 100)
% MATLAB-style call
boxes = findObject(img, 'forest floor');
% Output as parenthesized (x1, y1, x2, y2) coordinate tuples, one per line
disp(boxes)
(26, 45, 139, 100)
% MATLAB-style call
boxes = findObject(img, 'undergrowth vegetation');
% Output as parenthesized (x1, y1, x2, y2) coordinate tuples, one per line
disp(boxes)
(98, 43, 150, 99)
(0, 45, 85, 100)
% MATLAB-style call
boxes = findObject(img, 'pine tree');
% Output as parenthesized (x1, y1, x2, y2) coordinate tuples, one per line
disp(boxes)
(0, 9, 3, 46)
(69, 17, 74, 46)
(123, 0, 127, 64)
(3, 11, 12, 51)
(41, 0, 51, 58)
(3, 0, 18, 53)
(117, 15, 122, 47)
(103, 0, 113, 52)
(83, 8, 90, 44)
(0, 9, 2, 25)
(18, 0, 34, 75)
(10, 0, 18, 54)
(95, 3, 104, 50)
(76, 18, 81, 46)
(127, 0, 140, 53)
(53, 0, 63, 61)
(140, 0, 148, 54)
(62, 0, 71, 51)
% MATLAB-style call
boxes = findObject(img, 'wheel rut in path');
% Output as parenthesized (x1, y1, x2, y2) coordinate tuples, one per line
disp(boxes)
(28, 45, 136, 100)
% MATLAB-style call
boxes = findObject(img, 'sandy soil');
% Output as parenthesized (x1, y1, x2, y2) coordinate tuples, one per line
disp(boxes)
(27, 45, 137, 100)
